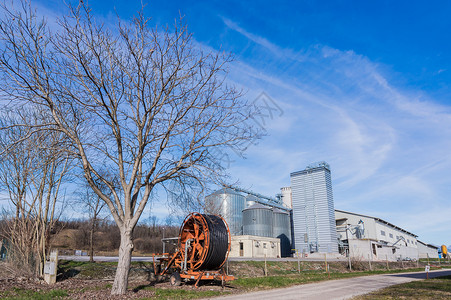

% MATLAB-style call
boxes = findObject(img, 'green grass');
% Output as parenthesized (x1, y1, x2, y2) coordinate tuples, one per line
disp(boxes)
(354, 274, 451, 299)
(234, 260, 299, 275)
(233, 272, 357, 290)
(136, 288, 229, 300)
(419, 258, 451, 264)
(58, 260, 118, 279)
(231, 267, 441, 291)
(2, 288, 68, 300)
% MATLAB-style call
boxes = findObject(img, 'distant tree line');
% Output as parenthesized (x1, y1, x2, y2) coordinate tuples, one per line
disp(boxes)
(0, 218, 180, 256)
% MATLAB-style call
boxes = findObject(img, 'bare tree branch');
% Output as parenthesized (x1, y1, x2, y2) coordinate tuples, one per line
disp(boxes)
(0, 0, 261, 294)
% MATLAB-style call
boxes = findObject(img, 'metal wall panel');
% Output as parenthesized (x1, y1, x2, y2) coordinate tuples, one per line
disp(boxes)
(205, 189, 245, 235)
(273, 208, 292, 257)
(242, 203, 273, 237)
(290, 162, 338, 253)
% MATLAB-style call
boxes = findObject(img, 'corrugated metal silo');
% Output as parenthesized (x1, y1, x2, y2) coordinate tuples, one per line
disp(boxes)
(242, 203, 273, 237)
(205, 188, 245, 235)
(290, 161, 338, 253)
(245, 194, 258, 208)
(272, 208, 292, 257)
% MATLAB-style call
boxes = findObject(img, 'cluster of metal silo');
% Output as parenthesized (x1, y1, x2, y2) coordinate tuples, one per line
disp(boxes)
(242, 203, 292, 256)
(205, 188, 293, 256)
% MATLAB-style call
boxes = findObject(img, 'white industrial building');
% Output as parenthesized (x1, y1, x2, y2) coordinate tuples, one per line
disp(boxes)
(229, 235, 281, 258)
(417, 240, 439, 259)
(335, 209, 419, 261)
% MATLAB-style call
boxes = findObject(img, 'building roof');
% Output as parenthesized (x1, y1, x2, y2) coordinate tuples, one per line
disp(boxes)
(206, 188, 243, 197)
(290, 161, 331, 177)
(417, 240, 439, 249)
(243, 203, 272, 211)
(335, 209, 418, 238)
(272, 208, 289, 214)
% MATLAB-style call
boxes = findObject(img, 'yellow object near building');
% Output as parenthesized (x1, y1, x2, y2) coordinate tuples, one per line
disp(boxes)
(442, 245, 448, 256)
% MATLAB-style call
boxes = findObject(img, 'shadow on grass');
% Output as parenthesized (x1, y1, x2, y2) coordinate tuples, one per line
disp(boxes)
(132, 281, 157, 292)
(57, 260, 82, 281)
(132, 275, 236, 293)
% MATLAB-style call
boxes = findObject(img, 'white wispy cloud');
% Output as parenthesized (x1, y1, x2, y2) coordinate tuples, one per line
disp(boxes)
(221, 16, 307, 62)
(222, 16, 451, 244)
(226, 52, 396, 187)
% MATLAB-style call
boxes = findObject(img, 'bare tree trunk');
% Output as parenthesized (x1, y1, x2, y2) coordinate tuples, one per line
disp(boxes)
(89, 219, 94, 262)
(111, 229, 133, 294)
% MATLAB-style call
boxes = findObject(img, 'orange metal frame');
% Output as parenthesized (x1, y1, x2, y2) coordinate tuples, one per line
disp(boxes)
(152, 213, 235, 287)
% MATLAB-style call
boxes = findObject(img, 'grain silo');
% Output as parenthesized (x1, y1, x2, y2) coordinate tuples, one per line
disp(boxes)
(204, 188, 245, 235)
(272, 208, 292, 257)
(290, 161, 338, 253)
(242, 203, 273, 237)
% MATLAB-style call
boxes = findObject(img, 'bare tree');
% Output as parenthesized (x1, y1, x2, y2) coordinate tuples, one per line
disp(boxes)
(0, 108, 71, 276)
(74, 180, 107, 262)
(0, 1, 259, 294)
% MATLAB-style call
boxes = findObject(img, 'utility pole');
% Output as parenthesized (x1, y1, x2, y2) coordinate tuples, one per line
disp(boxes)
(162, 227, 165, 255)
(346, 225, 352, 271)
(264, 253, 268, 276)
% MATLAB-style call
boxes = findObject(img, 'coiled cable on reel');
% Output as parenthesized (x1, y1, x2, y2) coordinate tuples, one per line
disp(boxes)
(179, 213, 230, 271)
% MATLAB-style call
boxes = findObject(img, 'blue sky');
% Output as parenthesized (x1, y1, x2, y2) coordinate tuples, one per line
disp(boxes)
(28, 0, 451, 246)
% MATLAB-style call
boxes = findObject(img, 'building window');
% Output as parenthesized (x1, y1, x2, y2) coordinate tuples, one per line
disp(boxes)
(263, 243, 267, 249)
(381, 230, 386, 236)
(407, 239, 410, 244)
(389, 233, 393, 238)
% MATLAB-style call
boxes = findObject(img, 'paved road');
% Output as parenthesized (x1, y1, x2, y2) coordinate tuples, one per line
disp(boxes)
(213, 269, 451, 300)
(59, 255, 160, 262)
(59, 255, 347, 262)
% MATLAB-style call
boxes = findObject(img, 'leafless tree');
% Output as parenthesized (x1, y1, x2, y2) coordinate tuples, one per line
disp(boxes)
(74, 180, 108, 262)
(0, 1, 259, 294)
(0, 108, 71, 276)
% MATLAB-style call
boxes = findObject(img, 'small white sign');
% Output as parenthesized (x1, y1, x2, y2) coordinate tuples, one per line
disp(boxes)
(425, 265, 430, 272)
(44, 262, 56, 275)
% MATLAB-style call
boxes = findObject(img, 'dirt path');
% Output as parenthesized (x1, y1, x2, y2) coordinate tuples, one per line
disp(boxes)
(212, 269, 451, 300)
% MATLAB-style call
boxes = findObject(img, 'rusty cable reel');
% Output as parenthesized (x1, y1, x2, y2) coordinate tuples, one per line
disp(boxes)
(179, 213, 230, 271)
